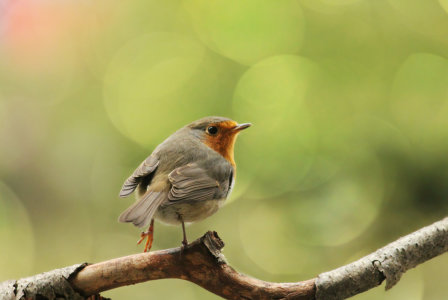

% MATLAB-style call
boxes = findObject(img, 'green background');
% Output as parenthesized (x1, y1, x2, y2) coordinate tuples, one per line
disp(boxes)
(1, 0, 448, 299)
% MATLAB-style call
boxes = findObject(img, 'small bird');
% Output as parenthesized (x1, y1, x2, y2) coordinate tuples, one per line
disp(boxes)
(118, 116, 251, 252)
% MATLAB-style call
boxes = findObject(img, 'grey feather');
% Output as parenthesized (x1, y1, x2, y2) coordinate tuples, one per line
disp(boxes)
(118, 191, 166, 228)
(118, 116, 240, 228)
(166, 163, 230, 205)
(119, 155, 159, 197)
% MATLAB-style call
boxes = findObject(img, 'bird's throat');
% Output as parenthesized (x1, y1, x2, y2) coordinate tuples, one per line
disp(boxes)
(204, 134, 237, 167)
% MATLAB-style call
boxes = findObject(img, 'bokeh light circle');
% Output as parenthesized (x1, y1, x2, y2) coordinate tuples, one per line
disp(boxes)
(387, 0, 448, 41)
(286, 115, 406, 247)
(288, 148, 384, 247)
(238, 146, 385, 274)
(103, 32, 206, 148)
(184, 0, 305, 65)
(390, 53, 448, 147)
(233, 55, 321, 197)
(239, 202, 317, 275)
(440, 0, 448, 14)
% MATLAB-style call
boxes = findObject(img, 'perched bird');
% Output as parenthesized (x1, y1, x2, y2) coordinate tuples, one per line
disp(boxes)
(118, 116, 251, 252)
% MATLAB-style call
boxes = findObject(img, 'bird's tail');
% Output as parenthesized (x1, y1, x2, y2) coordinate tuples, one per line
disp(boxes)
(118, 191, 166, 228)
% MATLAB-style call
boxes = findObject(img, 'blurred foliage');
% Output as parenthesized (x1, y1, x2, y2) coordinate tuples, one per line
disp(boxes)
(1, 0, 448, 299)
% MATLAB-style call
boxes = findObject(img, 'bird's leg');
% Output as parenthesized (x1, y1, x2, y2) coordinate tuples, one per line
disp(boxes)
(177, 213, 188, 248)
(137, 218, 154, 252)
(181, 220, 188, 247)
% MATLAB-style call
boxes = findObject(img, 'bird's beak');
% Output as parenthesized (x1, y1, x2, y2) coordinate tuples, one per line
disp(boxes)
(233, 123, 252, 132)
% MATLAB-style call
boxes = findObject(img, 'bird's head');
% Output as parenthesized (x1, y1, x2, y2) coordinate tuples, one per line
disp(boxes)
(188, 116, 251, 165)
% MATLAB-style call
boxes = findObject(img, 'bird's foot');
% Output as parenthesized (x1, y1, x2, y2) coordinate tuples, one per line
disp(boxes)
(180, 239, 188, 251)
(137, 230, 153, 252)
(137, 220, 154, 252)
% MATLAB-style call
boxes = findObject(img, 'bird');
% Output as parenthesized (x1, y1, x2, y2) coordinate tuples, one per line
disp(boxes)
(118, 116, 251, 252)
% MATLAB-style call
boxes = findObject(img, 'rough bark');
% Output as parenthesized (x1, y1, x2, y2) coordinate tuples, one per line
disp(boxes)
(315, 216, 448, 299)
(0, 264, 88, 300)
(0, 217, 447, 300)
(70, 232, 316, 300)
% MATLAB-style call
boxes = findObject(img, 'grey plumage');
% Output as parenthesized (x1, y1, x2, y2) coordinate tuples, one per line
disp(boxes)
(118, 191, 166, 227)
(167, 161, 232, 203)
(118, 117, 235, 228)
(119, 155, 159, 197)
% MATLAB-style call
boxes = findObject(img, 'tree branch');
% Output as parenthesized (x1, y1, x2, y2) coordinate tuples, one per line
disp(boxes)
(315, 216, 448, 299)
(1, 217, 447, 300)
(70, 231, 316, 300)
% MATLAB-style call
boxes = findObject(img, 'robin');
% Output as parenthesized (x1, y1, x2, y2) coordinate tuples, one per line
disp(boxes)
(118, 116, 251, 252)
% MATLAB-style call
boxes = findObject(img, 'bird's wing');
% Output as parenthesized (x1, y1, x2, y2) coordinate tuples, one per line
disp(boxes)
(119, 154, 159, 197)
(166, 163, 230, 204)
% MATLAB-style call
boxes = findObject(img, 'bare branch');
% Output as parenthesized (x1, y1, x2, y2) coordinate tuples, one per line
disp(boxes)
(0, 264, 87, 300)
(315, 216, 448, 299)
(70, 231, 316, 300)
(1, 217, 447, 299)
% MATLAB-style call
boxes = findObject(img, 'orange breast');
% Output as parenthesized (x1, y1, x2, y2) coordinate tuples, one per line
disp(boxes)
(205, 134, 237, 166)
(203, 121, 238, 167)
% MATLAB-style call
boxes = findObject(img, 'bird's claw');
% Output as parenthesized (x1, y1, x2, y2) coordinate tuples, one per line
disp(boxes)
(137, 231, 154, 252)
(137, 220, 154, 252)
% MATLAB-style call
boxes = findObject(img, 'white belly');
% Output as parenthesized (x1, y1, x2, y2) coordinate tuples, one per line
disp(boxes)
(155, 198, 226, 225)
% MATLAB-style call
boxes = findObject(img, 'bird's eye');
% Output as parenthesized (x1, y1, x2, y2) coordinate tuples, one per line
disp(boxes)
(206, 126, 218, 135)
